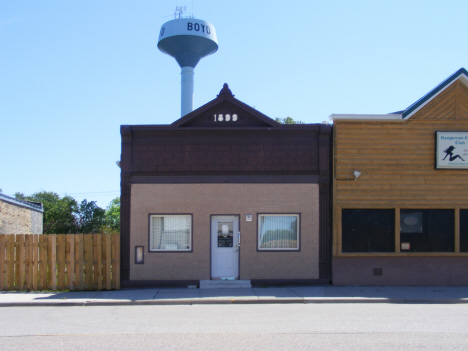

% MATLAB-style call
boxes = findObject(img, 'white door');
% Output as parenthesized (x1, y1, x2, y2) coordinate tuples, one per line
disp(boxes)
(211, 215, 239, 279)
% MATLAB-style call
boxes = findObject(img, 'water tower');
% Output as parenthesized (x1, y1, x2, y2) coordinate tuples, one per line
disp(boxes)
(158, 12, 218, 117)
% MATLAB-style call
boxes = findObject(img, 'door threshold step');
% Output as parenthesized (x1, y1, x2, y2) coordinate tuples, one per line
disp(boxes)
(199, 280, 252, 289)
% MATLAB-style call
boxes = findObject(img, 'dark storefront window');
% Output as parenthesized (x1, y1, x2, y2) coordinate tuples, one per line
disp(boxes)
(342, 209, 395, 253)
(460, 210, 468, 252)
(400, 209, 454, 252)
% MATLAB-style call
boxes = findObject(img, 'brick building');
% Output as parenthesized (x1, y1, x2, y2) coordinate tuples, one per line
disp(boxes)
(120, 84, 332, 287)
(0, 194, 43, 234)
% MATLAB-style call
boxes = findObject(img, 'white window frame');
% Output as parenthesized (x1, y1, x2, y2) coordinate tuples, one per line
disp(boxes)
(257, 214, 300, 251)
(149, 214, 192, 252)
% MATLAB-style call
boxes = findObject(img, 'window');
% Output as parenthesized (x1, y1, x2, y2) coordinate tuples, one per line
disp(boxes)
(149, 215, 192, 251)
(400, 209, 454, 252)
(258, 214, 299, 251)
(461, 210, 468, 252)
(342, 209, 395, 253)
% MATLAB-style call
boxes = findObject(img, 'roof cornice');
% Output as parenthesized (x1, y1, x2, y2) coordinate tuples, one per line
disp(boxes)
(402, 67, 468, 119)
(170, 83, 281, 128)
(0, 194, 44, 213)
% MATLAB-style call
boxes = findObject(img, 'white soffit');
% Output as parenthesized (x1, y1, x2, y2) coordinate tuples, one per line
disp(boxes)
(329, 114, 403, 121)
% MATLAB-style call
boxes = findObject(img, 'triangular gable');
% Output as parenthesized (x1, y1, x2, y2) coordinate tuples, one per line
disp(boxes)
(403, 68, 468, 120)
(171, 84, 281, 128)
(407, 80, 468, 121)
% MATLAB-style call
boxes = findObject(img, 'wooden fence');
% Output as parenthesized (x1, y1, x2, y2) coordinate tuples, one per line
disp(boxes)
(0, 234, 120, 291)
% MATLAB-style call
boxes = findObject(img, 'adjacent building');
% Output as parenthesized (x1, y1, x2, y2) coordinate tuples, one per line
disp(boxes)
(0, 194, 43, 234)
(331, 68, 468, 286)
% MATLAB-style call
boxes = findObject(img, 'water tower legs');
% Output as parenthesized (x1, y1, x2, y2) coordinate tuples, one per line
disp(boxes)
(181, 66, 194, 117)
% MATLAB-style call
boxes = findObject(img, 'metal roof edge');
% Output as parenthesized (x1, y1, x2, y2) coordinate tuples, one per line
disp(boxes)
(402, 68, 468, 119)
(0, 193, 44, 213)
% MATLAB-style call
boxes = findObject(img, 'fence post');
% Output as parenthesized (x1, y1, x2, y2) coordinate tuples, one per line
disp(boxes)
(0, 235, 5, 291)
(116, 233, 120, 290)
(32, 235, 39, 290)
(28, 234, 34, 290)
(111, 234, 120, 290)
(48, 235, 57, 290)
(66, 234, 75, 291)
(6, 235, 14, 291)
(83, 234, 93, 290)
(57, 235, 66, 290)
(15, 234, 24, 290)
(93, 234, 102, 291)
(38, 235, 47, 290)
(75, 234, 84, 290)
(24, 235, 32, 290)
(104, 234, 112, 290)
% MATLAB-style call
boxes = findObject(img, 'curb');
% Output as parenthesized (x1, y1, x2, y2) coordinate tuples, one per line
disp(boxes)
(1, 297, 468, 307)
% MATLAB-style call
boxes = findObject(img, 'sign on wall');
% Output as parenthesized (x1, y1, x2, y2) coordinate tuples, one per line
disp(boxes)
(436, 132, 468, 169)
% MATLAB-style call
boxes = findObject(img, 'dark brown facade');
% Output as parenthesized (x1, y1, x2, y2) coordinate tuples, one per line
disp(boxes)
(120, 84, 332, 286)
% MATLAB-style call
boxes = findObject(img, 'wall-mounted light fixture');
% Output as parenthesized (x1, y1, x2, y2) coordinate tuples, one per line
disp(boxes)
(135, 246, 144, 264)
(353, 171, 361, 180)
(335, 170, 362, 181)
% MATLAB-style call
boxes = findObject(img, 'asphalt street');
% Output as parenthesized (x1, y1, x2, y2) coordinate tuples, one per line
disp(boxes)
(1, 304, 467, 350)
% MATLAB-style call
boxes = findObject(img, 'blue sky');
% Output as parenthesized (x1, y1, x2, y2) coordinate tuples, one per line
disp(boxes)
(1, 1, 467, 208)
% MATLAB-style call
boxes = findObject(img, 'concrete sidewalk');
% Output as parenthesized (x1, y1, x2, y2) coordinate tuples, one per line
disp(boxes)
(1, 286, 468, 306)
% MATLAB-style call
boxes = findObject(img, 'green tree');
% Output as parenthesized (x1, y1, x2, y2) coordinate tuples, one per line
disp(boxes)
(14, 191, 117, 234)
(101, 197, 120, 233)
(275, 117, 304, 124)
(76, 199, 106, 233)
(15, 191, 78, 234)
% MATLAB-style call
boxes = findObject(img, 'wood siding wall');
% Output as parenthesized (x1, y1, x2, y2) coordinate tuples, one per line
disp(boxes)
(334, 120, 468, 207)
(333, 81, 468, 256)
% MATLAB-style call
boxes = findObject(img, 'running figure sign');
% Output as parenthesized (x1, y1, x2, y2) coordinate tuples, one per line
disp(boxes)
(436, 132, 468, 169)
